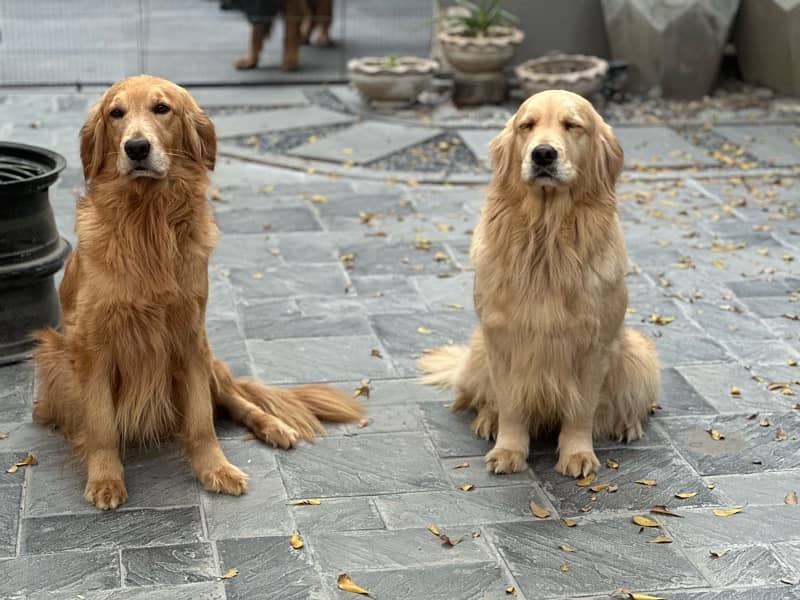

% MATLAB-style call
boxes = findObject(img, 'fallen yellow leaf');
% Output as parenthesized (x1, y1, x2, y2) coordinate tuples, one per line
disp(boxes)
(439, 533, 463, 547)
(562, 517, 577, 527)
(632, 515, 660, 528)
(290, 531, 304, 549)
(427, 523, 441, 536)
(635, 479, 657, 487)
(630, 594, 664, 600)
(560, 563, 569, 573)
(649, 505, 682, 518)
(730, 385, 741, 396)
(590, 482, 610, 493)
(505, 586, 516, 595)
(337, 573, 370, 595)
(605, 458, 620, 469)
(713, 506, 744, 517)
(5, 453, 37, 474)
(785, 491, 798, 505)
(530, 502, 551, 519)
(576, 473, 595, 487)
(649, 536, 673, 544)
(709, 549, 728, 558)
(458, 483, 474, 492)
(289, 498, 321, 506)
(707, 429, 725, 441)
(648, 314, 675, 326)
(559, 543, 576, 552)
(417, 326, 432, 335)
(452, 462, 469, 469)
(675, 492, 698, 499)
(221, 567, 239, 579)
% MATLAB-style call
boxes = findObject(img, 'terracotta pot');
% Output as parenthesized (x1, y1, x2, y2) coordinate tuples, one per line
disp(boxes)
(437, 26, 524, 74)
(515, 54, 609, 97)
(0, 142, 70, 365)
(348, 56, 438, 107)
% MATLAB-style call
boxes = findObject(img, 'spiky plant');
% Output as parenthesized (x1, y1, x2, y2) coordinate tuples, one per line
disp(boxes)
(446, 0, 518, 37)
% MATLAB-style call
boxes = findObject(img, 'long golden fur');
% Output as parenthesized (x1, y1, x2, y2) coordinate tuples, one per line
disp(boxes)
(33, 75, 362, 509)
(418, 90, 659, 479)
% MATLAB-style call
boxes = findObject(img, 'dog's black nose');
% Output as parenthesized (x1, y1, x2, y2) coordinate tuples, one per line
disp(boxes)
(532, 144, 558, 167)
(124, 138, 151, 161)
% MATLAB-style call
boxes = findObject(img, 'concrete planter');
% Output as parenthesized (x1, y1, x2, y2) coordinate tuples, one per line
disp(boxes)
(601, 0, 740, 98)
(437, 26, 524, 74)
(0, 142, 70, 365)
(734, 0, 800, 95)
(515, 54, 609, 98)
(348, 56, 437, 107)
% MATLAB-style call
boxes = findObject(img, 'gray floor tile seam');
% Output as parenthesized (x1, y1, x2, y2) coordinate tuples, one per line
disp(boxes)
(18, 502, 203, 522)
(117, 548, 126, 589)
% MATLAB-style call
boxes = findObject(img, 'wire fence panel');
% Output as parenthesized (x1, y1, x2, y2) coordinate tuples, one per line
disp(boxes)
(0, 0, 432, 86)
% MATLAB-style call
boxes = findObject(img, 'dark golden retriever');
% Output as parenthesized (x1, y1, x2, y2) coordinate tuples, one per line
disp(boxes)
(33, 75, 362, 509)
(419, 90, 659, 479)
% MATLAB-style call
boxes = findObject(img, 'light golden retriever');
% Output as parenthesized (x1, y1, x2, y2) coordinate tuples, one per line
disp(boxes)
(419, 90, 659, 478)
(33, 75, 362, 509)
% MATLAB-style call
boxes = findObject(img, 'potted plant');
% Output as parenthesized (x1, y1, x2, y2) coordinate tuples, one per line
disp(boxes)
(436, 0, 524, 105)
(0, 142, 70, 365)
(348, 54, 438, 107)
(515, 54, 609, 98)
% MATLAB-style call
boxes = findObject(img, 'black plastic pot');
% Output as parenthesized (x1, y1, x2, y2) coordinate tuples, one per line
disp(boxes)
(0, 142, 70, 365)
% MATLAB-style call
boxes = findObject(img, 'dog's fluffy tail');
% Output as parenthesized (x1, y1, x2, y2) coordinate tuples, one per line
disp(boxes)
(210, 358, 362, 448)
(417, 345, 467, 388)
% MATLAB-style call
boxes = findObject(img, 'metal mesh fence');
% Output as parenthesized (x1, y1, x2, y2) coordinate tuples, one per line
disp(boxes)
(0, 0, 433, 86)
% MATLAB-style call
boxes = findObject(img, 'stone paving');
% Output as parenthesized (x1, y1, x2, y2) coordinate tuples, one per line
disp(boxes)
(0, 85, 799, 600)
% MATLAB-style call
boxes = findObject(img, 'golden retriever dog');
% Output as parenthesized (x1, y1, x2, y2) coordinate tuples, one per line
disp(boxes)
(33, 74, 362, 509)
(419, 90, 659, 479)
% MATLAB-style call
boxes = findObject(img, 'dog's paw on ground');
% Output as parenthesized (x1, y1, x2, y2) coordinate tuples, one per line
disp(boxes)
(199, 462, 249, 495)
(484, 447, 528, 474)
(84, 478, 128, 510)
(258, 415, 299, 449)
(555, 450, 600, 478)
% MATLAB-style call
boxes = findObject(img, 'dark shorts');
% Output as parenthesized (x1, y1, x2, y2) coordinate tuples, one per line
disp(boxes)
(231, 0, 281, 25)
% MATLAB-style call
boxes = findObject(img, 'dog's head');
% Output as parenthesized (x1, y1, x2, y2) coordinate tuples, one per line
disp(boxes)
(489, 90, 623, 199)
(79, 75, 216, 183)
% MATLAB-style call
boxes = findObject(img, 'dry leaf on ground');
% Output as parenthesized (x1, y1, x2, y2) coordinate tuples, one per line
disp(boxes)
(560, 563, 569, 573)
(649, 536, 673, 544)
(675, 492, 698, 499)
(709, 550, 729, 558)
(562, 517, 577, 527)
(289, 498, 321, 506)
(530, 502, 551, 519)
(290, 531, 304, 549)
(635, 479, 657, 487)
(559, 544, 576, 552)
(785, 491, 798, 505)
(632, 515, 661, 528)
(427, 523, 441, 536)
(439, 534, 463, 547)
(452, 462, 469, 469)
(650, 505, 682, 518)
(629, 594, 665, 600)
(713, 506, 744, 517)
(458, 483, 475, 492)
(417, 326, 432, 335)
(590, 482, 611, 493)
(337, 573, 370, 595)
(707, 429, 725, 441)
(505, 586, 516, 595)
(605, 458, 620, 469)
(220, 568, 239, 579)
(5, 453, 37, 474)
(576, 473, 595, 487)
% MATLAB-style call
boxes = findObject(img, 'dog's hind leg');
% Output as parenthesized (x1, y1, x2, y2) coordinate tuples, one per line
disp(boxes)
(595, 328, 659, 442)
(235, 22, 271, 70)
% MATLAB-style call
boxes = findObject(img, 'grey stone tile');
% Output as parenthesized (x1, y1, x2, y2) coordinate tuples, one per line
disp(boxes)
(375, 485, 555, 529)
(289, 121, 443, 164)
(775, 541, 800, 573)
(277, 432, 449, 497)
(335, 377, 450, 405)
(652, 332, 733, 367)
(729, 340, 800, 367)
(653, 588, 800, 600)
(36, 582, 228, 600)
(346, 402, 424, 435)
(210, 235, 282, 269)
(715, 125, 800, 166)
(25, 447, 199, 516)
(339, 240, 461, 277)
(728, 278, 799, 298)
(419, 402, 492, 458)
(310, 527, 495, 571)
(0, 363, 33, 422)
(207, 318, 251, 377)
(663, 505, 800, 546)
(264, 232, 341, 264)
(292, 496, 385, 532)
(219, 439, 279, 474)
(0, 485, 21, 558)
(370, 312, 477, 376)
(532, 447, 720, 515)
(213, 106, 355, 138)
(617, 126, 717, 167)
(228, 264, 349, 300)
(331, 563, 509, 600)
(712, 471, 800, 506)
(442, 456, 536, 489)
(241, 303, 372, 340)
(215, 206, 322, 234)
(191, 86, 308, 109)
(21, 507, 203, 554)
(346, 274, 430, 315)
(0, 421, 68, 455)
(685, 545, 789, 588)
(679, 301, 777, 343)
(677, 363, 788, 413)
(203, 465, 290, 539)
(490, 518, 707, 598)
(248, 334, 396, 384)
(217, 536, 319, 600)
(661, 412, 800, 476)
(122, 542, 216, 586)
(0, 550, 120, 597)
(413, 272, 475, 313)
(457, 129, 495, 164)
(656, 367, 718, 416)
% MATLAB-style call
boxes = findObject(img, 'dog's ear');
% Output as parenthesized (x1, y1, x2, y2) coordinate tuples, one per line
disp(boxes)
(79, 100, 106, 182)
(183, 105, 216, 171)
(592, 121, 624, 199)
(488, 117, 517, 188)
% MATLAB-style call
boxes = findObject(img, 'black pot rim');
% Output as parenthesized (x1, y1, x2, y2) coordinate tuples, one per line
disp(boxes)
(0, 141, 67, 192)
(0, 237, 71, 280)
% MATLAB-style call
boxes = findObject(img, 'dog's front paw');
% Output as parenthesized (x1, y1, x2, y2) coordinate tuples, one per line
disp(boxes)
(84, 478, 128, 510)
(260, 418, 299, 450)
(484, 447, 528, 474)
(235, 56, 258, 70)
(555, 450, 599, 478)
(199, 462, 248, 496)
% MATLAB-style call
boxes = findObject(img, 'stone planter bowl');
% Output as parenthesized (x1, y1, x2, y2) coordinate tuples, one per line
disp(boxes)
(515, 54, 609, 98)
(0, 142, 70, 365)
(438, 26, 524, 74)
(348, 56, 438, 107)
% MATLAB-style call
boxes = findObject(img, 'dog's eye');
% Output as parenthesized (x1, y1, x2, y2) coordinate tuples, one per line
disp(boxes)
(563, 121, 581, 130)
(109, 108, 125, 119)
(519, 122, 534, 132)
(153, 103, 170, 115)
